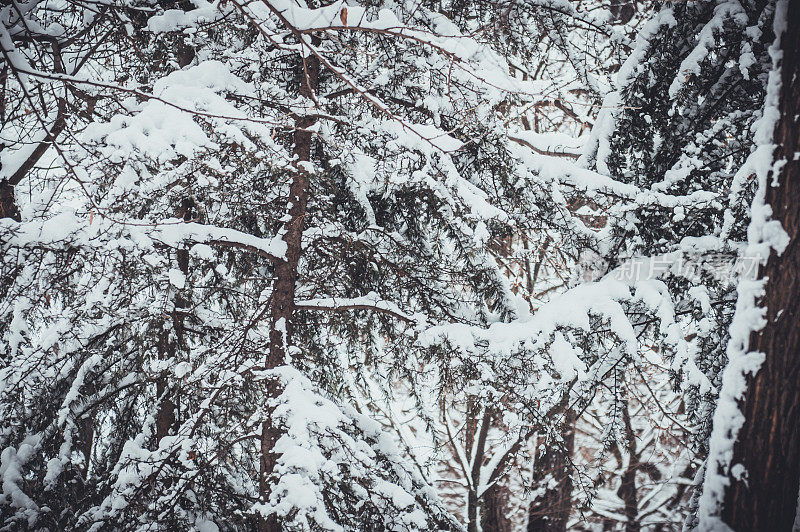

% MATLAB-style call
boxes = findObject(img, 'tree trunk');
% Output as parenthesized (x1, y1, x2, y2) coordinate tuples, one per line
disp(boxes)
(258, 51, 320, 532)
(155, 330, 177, 443)
(467, 489, 480, 532)
(0, 178, 20, 221)
(467, 409, 491, 532)
(155, 197, 194, 444)
(617, 402, 640, 532)
(721, 3, 800, 529)
(482, 481, 512, 532)
(78, 416, 94, 479)
(527, 410, 575, 532)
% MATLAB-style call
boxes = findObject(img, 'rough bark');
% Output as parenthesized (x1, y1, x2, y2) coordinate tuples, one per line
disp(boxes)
(258, 51, 319, 532)
(721, 3, 800, 529)
(527, 410, 576, 532)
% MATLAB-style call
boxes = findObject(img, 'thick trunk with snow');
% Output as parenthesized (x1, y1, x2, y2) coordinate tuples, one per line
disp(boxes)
(721, 2, 800, 529)
(258, 51, 320, 532)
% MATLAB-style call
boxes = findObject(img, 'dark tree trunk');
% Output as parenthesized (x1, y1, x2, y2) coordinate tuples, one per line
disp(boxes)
(155, 334, 178, 442)
(467, 409, 491, 532)
(155, 197, 194, 443)
(527, 411, 575, 532)
(467, 489, 479, 532)
(0, 178, 20, 221)
(78, 416, 94, 479)
(721, 3, 800, 530)
(149, 202, 193, 502)
(258, 51, 319, 532)
(482, 481, 512, 532)
(155, 306, 179, 443)
(617, 402, 640, 532)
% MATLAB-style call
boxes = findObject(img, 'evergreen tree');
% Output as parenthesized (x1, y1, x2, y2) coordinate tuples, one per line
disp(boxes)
(586, 0, 791, 528)
(0, 1, 630, 529)
(4, 0, 781, 530)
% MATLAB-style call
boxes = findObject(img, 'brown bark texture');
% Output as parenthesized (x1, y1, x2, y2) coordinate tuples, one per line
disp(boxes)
(721, 3, 800, 530)
(481, 482, 513, 532)
(258, 52, 320, 532)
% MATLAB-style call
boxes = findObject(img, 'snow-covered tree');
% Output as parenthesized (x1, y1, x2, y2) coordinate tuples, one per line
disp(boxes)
(583, 0, 795, 528)
(0, 1, 648, 530)
(4, 0, 791, 530)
